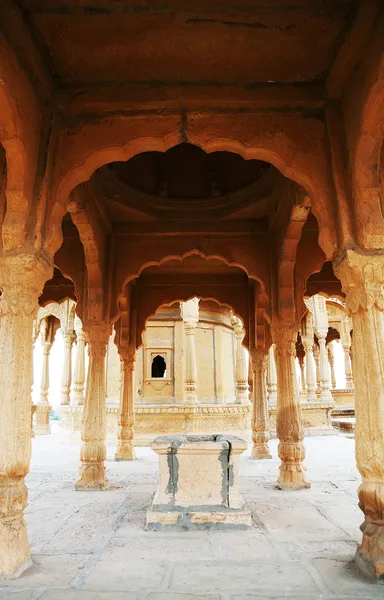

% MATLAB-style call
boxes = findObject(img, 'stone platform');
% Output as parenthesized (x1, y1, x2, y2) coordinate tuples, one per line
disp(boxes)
(60, 401, 334, 443)
(146, 434, 251, 530)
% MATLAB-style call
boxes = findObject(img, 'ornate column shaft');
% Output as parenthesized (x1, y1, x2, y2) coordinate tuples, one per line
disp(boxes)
(302, 314, 317, 402)
(115, 353, 136, 461)
(312, 296, 333, 402)
(317, 333, 333, 401)
(60, 330, 74, 405)
(341, 318, 354, 389)
(335, 251, 384, 579)
(71, 321, 86, 406)
(232, 316, 250, 405)
(0, 254, 51, 579)
(298, 355, 306, 393)
(327, 344, 337, 389)
(250, 350, 271, 459)
(272, 323, 310, 490)
(313, 343, 321, 391)
(267, 345, 278, 404)
(35, 336, 53, 435)
(76, 323, 111, 491)
(181, 299, 199, 404)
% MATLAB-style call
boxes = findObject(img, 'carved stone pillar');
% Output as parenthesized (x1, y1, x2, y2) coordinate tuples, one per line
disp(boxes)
(232, 316, 250, 405)
(317, 332, 333, 401)
(267, 345, 278, 404)
(341, 317, 354, 389)
(272, 323, 310, 490)
(311, 296, 333, 402)
(71, 318, 86, 406)
(301, 314, 317, 402)
(313, 343, 321, 391)
(0, 254, 51, 579)
(335, 250, 384, 579)
(327, 344, 337, 389)
(35, 334, 53, 435)
(250, 350, 271, 459)
(115, 353, 136, 461)
(76, 323, 111, 491)
(60, 330, 74, 405)
(298, 355, 306, 393)
(181, 298, 199, 404)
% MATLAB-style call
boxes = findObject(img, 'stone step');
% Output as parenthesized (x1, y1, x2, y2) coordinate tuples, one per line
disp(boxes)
(332, 417, 356, 433)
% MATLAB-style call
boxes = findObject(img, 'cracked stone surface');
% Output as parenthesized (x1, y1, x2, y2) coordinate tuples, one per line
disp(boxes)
(0, 433, 383, 599)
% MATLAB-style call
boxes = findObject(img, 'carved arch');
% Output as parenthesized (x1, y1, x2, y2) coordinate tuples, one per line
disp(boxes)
(46, 126, 337, 259)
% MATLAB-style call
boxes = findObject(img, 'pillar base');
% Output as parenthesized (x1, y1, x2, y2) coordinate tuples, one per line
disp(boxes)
(34, 405, 52, 435)
(115, 441, 136, 461)
(75, 464, 108, 491)
(277, 466, 311, 490)
(277, 441, 311, 490)
(355, 542, 384, 581)
(251, 444, 272, 460)
(0, 482, 32, 580)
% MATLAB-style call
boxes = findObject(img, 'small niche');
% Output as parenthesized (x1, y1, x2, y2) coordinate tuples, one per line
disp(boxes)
(151, 354, 166, 378)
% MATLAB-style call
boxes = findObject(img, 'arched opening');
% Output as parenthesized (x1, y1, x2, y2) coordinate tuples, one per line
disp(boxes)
(151, 354, 166, 378)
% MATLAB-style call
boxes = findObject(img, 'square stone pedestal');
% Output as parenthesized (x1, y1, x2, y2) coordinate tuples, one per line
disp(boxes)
(146, 434, 251, 530)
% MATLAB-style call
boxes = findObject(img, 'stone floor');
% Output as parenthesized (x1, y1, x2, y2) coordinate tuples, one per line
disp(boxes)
(1, 432, 383, 599)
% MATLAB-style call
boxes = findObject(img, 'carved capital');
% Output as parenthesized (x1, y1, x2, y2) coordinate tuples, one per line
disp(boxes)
(84, 322, 111, 347)
(271, 322, 298, 357)
(0, 254, 52, 317)
(334, 250, 384, 313)
(250, 349, 266, 374)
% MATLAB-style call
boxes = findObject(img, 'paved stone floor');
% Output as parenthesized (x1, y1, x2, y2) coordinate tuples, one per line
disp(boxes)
(1, 432, 383, 599)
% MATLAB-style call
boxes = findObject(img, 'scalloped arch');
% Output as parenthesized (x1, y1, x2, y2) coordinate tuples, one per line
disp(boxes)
(46, 131, 336, 258)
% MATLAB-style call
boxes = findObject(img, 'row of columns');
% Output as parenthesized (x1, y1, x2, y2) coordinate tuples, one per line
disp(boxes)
(1, 251, 383, 579)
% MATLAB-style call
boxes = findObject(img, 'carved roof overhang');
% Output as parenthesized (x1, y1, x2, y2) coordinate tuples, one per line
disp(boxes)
(92, 162, 282, 221)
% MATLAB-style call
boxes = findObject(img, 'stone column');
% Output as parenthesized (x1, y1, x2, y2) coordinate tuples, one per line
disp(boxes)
(327, 344, 337, 389)
(272, 323, 310, 490)
(341, 317, 354, 389)
(0, 254, 51, 579)
(71, 318, 86, 406)
(76, 323, 111, 491)
(313, 343, 321, 392)
(312, 296, 333, 402)
(60, 330, 74, 405)
(250, 349, 271, 459)
(232, 316, 250, 405)
(301, 315, 317, 402)
(181, 298, 199, 404)
(298, 355, 306, 393)
(267, 344, 278, 404)
(35, 323, 53, 434)
(115, 353, 136, 461)
(335, 251, 384, 579)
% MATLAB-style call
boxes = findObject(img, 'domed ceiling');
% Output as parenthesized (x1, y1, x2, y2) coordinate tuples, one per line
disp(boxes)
(106, 143, 270, 200)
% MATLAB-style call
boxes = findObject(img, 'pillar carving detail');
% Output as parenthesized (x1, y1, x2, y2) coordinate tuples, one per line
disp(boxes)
(335, 250, 384, 579)
(301, 314, 317, 402)
(232, 316, 250, 405)
(250, 350, 271, 459)
(115, 352, 136, 461)
(71, 317, 86, 406)
(267, 345, 277, 404)
(0, 254, 52, 580)
(76, 323, 111, 491)
(327, 344, 337, 390)
(181, 299, 199, 404)
(272, 323, 310, 490)
(341, 317, 354, 389)
(311, 296, 333, 402)
(60, 331, 75, 405)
